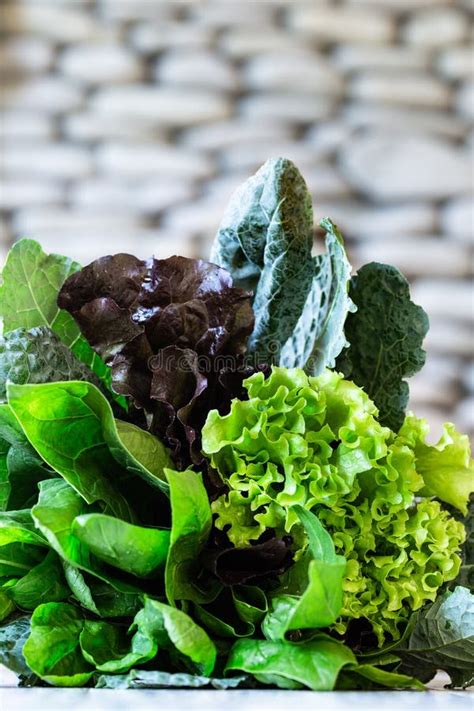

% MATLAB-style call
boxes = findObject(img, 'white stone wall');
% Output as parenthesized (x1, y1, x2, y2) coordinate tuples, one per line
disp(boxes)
(0, 0, 473, 436)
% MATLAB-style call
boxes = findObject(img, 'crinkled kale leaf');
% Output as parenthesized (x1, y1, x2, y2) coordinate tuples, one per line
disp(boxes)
(336, 262, 429, 431)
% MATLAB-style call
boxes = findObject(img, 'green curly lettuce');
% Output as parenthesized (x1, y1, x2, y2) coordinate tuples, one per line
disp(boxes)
(202, 367, 468, 644)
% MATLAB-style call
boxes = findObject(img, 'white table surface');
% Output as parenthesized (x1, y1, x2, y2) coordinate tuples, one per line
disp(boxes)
(1, 666, 472, 711)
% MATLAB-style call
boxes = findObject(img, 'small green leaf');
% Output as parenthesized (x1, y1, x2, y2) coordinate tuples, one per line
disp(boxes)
(73, 513, 170, 578)
(23, 602, 93, 686)
(7, 550, 69, 610)
(165, 468, 215, 605)
(80, 619, 156, 673)
(226, 637, 355, 690)
(0, 615, 32, 677)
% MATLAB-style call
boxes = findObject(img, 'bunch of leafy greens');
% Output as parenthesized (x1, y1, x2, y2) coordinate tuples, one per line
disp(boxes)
(0, 157, 473, 692)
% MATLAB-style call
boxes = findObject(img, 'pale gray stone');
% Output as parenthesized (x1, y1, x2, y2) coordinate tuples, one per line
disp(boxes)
(442, 198, 474, 242)
(454, 397, 474, 432)
(350, 72, 451, 108)
(424, 318, 474, 357)
(0, 77, 83, 113)
(13, 209, 143, 240)
(464, 362, 474, 394)
(354, 238, 471, 277)
(0, 181, 63, 210)
(71, 178, 194, 215)
(92, 86, 230, 125)
(403, 8, 468, 47)
(60, 44, 143, 84)
(182, 120, 293, 151)
(221, 141, 325, 172)
(305, 122, 352, 159)
(190, 2, 276, 27)
(344, 103, 469, 139)
(411, 280, 474, 322)
(130, 22, 213, 53)
(155, 50, 239, 92)
(289, 5, 395, 43)
(304, 165, 351, 199)
(162, 198, 225, 236)
(244, 51, 344, 95)
(0, 111, 53, 139)
(4, 144, 92, 179)
(317, 203, 437, 239)
(333, 45, 430, 72)
(410, 370, 458, 408)
(0, 37, 54, 75)
(63, 112, 166, 142)
(240, 93, 334, 123)
(346, 0, 456, 8)
(95, 143, 215, 180)
(2, 3, 112, 42)
(437, 47, 474, 80)
(457, 80, 474, 120)
(341, 135, 471, 200)
(98, 0, 176, 21)
(219, 28, 304, 58)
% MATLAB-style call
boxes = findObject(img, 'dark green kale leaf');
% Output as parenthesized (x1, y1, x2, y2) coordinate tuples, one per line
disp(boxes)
(280, 218, 354, 374)
(95, 670, 247, 689)
(336, 262, 429, 431)
(211, 157, 315, 365)
(397, 586, 474, 689)
(0, 327, 102, 401)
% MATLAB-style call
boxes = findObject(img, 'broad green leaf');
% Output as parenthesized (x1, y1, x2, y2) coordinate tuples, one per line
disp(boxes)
(194, 589, 255, 639)
(336, 262, 429, 431)
(342, 664, 425, 690)
(226, 637, 355, 690)
(6, 550, 69, 610)
(398, 586, 474, 689)
(80, 619, 157, 673)
(62, 564, 141, 618)
(96, 669, 247, 689)
(165, 468, 214, 605)
(0, 509, 47, 578)
(0, 615, 32, 676)
(0, 590, 15, 621)
(0, 239, 112, 389)
(8, 381, 170, 513)
(232, 585, 267, 626)
(263, 507, 346, 639)
(31, 478, 140, 598)
(73, 513, 170, 578)
(23, 602, 93, 686)
(211, 157, 314, 364)
(280, 218, 354, 374)
(0, 403, 51, 511)
(134, 596, 216, 676)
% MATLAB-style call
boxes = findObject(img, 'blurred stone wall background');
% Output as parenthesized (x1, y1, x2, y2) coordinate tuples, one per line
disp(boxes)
(0, 0, 473, 437)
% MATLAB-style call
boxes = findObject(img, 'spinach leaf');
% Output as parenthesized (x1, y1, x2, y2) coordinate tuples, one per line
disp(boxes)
(0, 327, 102, 402)
(280, 218, 354, 374)
(194, 588, 255, 639)
(0, 590, 15, 621)
(397, 585, 474, 688)
(31, 478, 140, 598)
(6, 550, 69, 610)
(0, 509, 47, 578)
(232, 585, 267, 626)
(211, 157, 314, 364)
(336, 262, 429, 431)
(134, 596, 216, 676)
(0, 239, 111, 390)
(73, 513, 170, 578)
(7, 381, 171, 522)
(80, 619, 157, 673)
(341, 664, 425, 690)
(226, 637, 355, 690)
(0, 404, 51, 511)
(165, 468, 216, 605)
(263, 506, 346, 639)
(0, 615, 32, 676)
(95, 669, 247, 689)
(23, 602, 94, 686)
